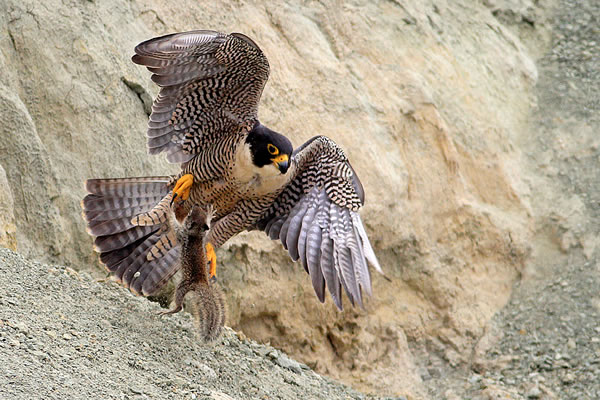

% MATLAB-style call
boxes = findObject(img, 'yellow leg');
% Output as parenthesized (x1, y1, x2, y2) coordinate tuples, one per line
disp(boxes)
(206, 243, 217, 279)
(172, 174, 194, 203)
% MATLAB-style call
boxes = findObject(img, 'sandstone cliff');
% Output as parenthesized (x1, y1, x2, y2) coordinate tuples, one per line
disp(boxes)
(0, 0, 550, 397)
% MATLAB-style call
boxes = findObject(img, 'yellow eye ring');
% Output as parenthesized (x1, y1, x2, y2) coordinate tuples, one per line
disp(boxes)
(267, 144, 279, 155)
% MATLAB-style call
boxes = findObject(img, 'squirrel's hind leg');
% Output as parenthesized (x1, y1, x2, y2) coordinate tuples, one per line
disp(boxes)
(157, 305, 183, 316)
(157, 280, 193, 316)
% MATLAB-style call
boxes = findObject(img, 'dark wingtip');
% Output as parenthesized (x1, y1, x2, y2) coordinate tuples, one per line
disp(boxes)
(133, 29, 222, 59)
(231, 32, 261, 51)
(348, 162, 365, 205)
(131, 54, 143, 65)
(331, 290, 343, 311)
(84, 179, 98, 194)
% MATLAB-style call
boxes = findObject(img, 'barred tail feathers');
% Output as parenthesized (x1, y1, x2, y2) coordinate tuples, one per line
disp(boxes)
(81, 177, 179, 295)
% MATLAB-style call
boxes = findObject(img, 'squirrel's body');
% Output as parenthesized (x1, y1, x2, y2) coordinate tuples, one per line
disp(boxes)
(160, 206, 225, 341)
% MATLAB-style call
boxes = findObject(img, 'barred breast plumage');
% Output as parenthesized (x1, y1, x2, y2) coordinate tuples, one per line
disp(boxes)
(82, 30, 384, 310)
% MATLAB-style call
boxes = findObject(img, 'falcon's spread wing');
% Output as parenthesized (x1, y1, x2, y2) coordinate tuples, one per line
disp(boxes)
(132, 30, 270, 163)
(256, 136, 383, 310)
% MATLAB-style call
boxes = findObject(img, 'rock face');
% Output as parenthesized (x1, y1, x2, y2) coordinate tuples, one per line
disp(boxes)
(0, 0, 541, 397)
(0, 165, 16, 250)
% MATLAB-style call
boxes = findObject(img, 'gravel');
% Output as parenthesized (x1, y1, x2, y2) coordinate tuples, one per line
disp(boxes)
(488, 0, 600, 396)
(0, 248, 397, 400)
(418, 0, 600, 398)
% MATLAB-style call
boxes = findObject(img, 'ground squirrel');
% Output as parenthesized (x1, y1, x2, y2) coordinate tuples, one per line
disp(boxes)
(159, 205, 225, 341)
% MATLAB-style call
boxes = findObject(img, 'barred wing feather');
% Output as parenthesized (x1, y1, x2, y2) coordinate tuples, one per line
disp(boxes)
(256, 136, 383, 309)
(132, 30, 270, 163)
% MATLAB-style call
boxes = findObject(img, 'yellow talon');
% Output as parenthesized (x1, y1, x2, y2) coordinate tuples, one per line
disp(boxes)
(172, 174, 194, 203)
(206, 243, 217, 279)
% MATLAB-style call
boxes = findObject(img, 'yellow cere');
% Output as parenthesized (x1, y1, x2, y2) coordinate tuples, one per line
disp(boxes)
(271, 154, 289, 163)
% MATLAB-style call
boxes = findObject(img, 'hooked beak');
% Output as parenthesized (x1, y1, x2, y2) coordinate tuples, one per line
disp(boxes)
(271, 154, 289, 174)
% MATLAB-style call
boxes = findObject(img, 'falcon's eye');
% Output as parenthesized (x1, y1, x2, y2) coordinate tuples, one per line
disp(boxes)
(267, 144, 279, 155)
(202, 223, 209, 231)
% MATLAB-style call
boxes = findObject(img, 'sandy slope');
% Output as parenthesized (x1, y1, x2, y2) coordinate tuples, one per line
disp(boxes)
(0, 248, 396, 400)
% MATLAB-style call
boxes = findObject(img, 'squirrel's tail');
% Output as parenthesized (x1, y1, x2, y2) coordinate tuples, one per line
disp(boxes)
(188, 282, 226, 341)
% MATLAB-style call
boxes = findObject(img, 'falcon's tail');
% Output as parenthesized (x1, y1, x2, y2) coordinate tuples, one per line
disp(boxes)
(81, 177, 181, 296)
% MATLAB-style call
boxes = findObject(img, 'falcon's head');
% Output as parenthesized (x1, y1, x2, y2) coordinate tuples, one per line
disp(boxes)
(246, 123, 293, 174)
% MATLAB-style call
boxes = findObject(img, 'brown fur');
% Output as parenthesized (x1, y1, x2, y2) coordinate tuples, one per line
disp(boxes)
(159, 206, 225, 341)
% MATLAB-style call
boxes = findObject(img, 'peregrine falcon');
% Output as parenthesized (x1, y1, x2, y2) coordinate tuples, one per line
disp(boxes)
(82, 30, 383, 309)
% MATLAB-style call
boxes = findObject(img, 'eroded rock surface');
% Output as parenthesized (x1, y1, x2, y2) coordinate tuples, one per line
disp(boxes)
(0, 0, 555, 397)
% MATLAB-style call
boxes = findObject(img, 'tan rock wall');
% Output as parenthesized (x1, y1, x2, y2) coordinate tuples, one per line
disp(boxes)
(0, 0, 537, 397)
(0, 164, 16, 250)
